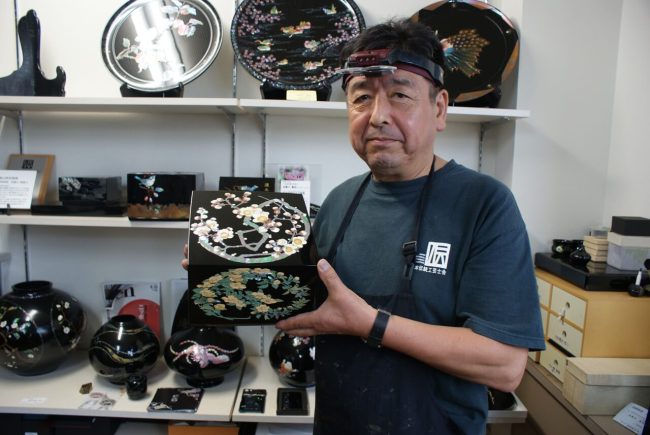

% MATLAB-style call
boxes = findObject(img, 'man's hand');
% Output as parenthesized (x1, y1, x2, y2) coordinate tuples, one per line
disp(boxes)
(181, 243, 189, 270)
(275, 259, 376, 338)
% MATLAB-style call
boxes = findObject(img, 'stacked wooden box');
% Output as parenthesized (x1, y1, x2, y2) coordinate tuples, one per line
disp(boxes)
(583, 235, 608, 263)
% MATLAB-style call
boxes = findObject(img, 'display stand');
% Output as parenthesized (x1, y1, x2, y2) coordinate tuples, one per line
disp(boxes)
(260, 82, 331, 102)
(0, 10, 65, 96)
(120, 83, 184, 98)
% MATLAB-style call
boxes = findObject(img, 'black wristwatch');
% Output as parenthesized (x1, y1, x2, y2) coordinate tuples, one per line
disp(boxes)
(364, 308, 391, 348)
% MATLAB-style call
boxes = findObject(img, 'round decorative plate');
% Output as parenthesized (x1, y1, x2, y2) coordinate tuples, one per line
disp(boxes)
(231, 0, 365, 90)
(102, 0, 223, 92)
(411, 0, 519, 103)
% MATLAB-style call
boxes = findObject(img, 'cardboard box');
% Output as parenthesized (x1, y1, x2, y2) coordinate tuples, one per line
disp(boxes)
(168, 422, 239, 435)
(187, 190, 324, 326)
(607, 232, 650, 270)
(562, 358, 650, 415)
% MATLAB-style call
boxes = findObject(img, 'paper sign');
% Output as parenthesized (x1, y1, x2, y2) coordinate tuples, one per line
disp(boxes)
(613, 402, 648, 435)
(280, 180, 311, 211)
(0, 170, 37, 209)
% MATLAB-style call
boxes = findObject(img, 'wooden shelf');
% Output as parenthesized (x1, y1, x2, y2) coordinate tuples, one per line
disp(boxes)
(0, 213, 187, 229)
(0, 96, 530, 123)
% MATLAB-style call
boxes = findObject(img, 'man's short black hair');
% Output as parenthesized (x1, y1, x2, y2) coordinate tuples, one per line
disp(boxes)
(339, 18, 445, 83)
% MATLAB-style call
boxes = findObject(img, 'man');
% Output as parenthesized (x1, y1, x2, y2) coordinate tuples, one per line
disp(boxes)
(276, 19, 545, 434)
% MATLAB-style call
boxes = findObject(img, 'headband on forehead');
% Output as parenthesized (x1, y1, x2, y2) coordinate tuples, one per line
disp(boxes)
(338, 48, 444, 90)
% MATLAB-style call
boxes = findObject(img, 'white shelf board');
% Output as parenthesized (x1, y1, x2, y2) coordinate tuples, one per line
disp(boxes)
(0, 351, 243, 421)
(447, 106, 531, 123)
(232, 356, 316, 424)
(0, 96, 529, 123)
(0, 96, 239, 115)
(238, 98, 347, 118)
(0, 213, 187, 229)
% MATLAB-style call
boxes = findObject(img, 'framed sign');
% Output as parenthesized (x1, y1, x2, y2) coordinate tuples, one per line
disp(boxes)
(6, 154, 55, 204)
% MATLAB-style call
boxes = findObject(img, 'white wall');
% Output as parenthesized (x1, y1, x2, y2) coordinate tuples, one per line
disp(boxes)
(510, 0, 624, 253)
(603, 0, 650, 221)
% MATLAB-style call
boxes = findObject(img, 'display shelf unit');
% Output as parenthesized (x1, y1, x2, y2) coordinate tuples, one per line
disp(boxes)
(0, 96, 530, 123)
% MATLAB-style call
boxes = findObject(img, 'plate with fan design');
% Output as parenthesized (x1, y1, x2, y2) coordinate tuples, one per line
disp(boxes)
(411, 0, 519, 105)
(231, 0, 365, 92)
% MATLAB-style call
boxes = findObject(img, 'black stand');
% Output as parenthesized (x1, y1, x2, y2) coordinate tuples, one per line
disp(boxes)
(0, 10, 66, 96)
(120, 83, 184, 98)
(260, 81, 332, 102)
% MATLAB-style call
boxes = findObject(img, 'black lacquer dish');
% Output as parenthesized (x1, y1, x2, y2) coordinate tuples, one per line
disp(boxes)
(102, 0, 223, 92)
(231, 0, 365, 91)
(412, 0, 519, 105)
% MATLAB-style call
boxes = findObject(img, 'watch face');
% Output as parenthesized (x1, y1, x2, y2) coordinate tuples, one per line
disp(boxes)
(102, 0, 223, 91)
(231, 0, 365, 90)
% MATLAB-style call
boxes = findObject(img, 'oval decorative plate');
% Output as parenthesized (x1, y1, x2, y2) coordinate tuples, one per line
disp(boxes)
(102, 0, 223, 92)
(411, 0, 519, 104)
(231, 0, 365, 90)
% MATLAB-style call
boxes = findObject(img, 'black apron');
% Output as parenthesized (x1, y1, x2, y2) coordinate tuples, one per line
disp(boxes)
(314, 158, 461, 435)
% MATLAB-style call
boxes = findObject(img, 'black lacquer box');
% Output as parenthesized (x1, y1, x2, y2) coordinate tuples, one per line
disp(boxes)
(186, 190, 323, 325)
(534, 253, 637, 291)
(59, 176, 122, 203)
(127, 173, 204, 221)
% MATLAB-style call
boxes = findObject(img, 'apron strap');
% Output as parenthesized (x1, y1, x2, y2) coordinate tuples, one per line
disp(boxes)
(325, 172, 372, 263)
(402, 155, 437, 280)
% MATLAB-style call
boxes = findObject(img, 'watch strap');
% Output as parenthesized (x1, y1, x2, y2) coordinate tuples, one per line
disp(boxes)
(365, 308, 391, 348)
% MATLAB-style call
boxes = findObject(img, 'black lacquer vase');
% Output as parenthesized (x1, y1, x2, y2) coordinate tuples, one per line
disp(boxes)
(164, 326, 244, 388)
(88, 314, 160, 384)
(0, 280, 86, 375)
(268, 330, 315, 387)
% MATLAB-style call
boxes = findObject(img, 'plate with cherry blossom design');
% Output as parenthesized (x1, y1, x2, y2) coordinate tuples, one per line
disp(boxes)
(231, 0, 365, 90)
(101, 0, 223, 92)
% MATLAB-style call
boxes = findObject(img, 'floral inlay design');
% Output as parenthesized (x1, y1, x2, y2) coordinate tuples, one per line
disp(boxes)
(135, 175, 164, 204)
(191, 191, 310, 263)
(232, 0, 365, 89)
(191, 268, 311, 321)
(0, 305, 42, 369)
(116, 0, 204, 79)
(168, 340, 239, 367)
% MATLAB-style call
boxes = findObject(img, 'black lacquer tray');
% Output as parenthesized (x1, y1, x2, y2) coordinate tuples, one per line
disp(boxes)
(102, 0, 223, 92)
(231, 0, 365, 91)
(412, 0, 519, 105)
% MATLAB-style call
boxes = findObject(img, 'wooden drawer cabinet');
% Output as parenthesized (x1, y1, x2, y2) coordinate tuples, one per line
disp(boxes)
(536, 268, 650, 358)
(535, 268, 650, 382)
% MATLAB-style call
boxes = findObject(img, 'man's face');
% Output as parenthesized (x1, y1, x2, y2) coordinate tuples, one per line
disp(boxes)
(346, 69, 448, 181)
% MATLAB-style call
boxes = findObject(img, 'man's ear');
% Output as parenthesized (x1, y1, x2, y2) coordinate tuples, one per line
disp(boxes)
(435, 89, 449, 132)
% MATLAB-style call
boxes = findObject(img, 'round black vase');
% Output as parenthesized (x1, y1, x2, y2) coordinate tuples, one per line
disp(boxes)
(0, 280, 86, 376)
(164, 326, 244, 388)
(88, 314, 160, 384)
(268, 331, 315, 387)
(569, 243, 591, 268)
